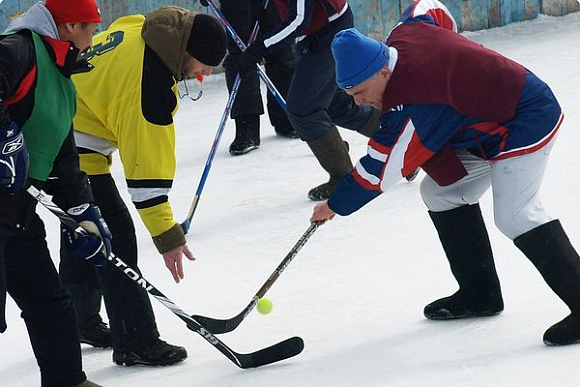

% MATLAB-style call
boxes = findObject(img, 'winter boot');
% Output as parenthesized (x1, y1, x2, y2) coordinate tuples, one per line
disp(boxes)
(275, 123, 300, 139)
(113, 338, 188, 366)
(424, 204, 504, 319)
(273, 112, 299, 138)
(79, 322, 112, 349)
(306, 126, 353, 201)
(229, 115, 260, 155)
(514, 220, 580, 345)
(75, 380, 103, 387)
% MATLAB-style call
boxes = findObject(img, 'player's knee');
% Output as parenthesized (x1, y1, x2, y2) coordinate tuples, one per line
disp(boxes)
(420, 177, 450, 211)
(493, 210, 520, 240)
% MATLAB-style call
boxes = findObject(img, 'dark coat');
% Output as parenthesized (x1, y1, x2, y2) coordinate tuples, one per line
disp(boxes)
(0, 29, 93, 333)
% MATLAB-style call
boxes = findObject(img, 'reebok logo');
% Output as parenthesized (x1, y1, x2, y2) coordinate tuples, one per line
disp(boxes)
(2, 134, 24, 155)
(67, 203, 91, 216)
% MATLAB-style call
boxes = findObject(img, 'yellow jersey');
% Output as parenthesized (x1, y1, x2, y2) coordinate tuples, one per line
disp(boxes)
(73, 15, 179, 239)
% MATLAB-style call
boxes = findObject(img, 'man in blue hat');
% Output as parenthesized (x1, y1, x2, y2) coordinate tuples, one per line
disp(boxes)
(311, 1, 580, 347)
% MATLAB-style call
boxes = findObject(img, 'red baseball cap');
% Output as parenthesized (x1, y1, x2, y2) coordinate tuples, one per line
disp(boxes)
(45, 0, 102, 24)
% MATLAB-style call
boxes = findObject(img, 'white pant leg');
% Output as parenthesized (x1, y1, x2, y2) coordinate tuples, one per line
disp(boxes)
(491, 137, 557, 240)
(420, 149, 492, 212)
(420, 138, 557, 240)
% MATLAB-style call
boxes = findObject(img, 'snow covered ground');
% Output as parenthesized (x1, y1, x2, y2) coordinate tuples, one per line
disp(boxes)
(2, 11, 580, 387)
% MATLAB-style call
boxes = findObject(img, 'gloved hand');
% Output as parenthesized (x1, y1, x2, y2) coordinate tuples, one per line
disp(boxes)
(236, 39, 266, 76)
(0, 121, 29, 195)
(61, 204, 112, 266)
(199, 0, 208, 7)
(251, 0, 268, 25)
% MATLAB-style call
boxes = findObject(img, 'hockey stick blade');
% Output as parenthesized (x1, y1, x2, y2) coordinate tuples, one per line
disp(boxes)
(241, 336, 304, 368)
(187, 321, 304, 368)
(191, 305, 251, 334)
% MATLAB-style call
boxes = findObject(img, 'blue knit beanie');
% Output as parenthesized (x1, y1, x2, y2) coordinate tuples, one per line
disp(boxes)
(332, 28, 390, 89)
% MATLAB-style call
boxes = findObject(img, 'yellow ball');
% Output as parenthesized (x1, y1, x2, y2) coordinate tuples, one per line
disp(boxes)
(256, 298, 273, 315)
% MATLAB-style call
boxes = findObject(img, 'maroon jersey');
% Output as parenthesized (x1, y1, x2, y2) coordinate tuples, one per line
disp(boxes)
(383, 21, 526, 123)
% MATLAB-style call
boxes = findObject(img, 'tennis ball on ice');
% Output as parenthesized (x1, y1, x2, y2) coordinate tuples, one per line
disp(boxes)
(257, 298, 273, 315)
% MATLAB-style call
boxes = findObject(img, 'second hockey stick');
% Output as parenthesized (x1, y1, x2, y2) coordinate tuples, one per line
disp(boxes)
(191, 222, 320, 334)
(181, 0, 268, 234)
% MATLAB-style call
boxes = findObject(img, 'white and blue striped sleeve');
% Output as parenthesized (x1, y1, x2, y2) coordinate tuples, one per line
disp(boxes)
(328, 111, 414, 216)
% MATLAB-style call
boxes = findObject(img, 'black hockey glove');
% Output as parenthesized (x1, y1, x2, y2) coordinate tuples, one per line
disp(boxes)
(236, 39, 266, 77)
(251, 0, 268, 25)
(0, 115, 29, 195)
(61, 204, 112, 266)
(199, 0, 209, 7)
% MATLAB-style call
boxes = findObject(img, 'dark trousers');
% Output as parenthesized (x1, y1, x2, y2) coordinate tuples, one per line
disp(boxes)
(221, 0, 295, 129)
(1, 226, 86, 387)
(287, 8, 374, 141)
(59, 174, 159, 351)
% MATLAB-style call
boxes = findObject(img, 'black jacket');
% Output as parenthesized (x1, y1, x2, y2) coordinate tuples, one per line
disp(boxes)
(0, 30, 94, 236)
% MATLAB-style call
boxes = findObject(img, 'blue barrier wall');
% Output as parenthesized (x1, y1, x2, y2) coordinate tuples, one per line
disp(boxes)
(1, 0, 579, 36)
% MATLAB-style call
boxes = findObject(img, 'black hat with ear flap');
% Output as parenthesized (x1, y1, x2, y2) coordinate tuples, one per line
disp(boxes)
(186, 14, 227, 66)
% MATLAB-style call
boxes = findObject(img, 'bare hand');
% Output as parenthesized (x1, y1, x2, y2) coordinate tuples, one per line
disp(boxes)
(310, 201, 336, 225)
(162, 244, 195, 283)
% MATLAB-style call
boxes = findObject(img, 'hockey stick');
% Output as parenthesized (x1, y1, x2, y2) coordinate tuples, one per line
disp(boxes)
(181, 1, 267, 234)
(27, 186, 304, 368)
(181, 72, 242, 234)
(205, 0, 287, 111)
(191, 222, 320, 334)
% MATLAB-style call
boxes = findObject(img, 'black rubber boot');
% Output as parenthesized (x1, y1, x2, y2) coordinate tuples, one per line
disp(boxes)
(425, 204, 504, 319)
(306, 126, 353, 201)
(229, 115, 260, 155)
(274, 122, 300, 138)
(514, 220, 580, 346)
